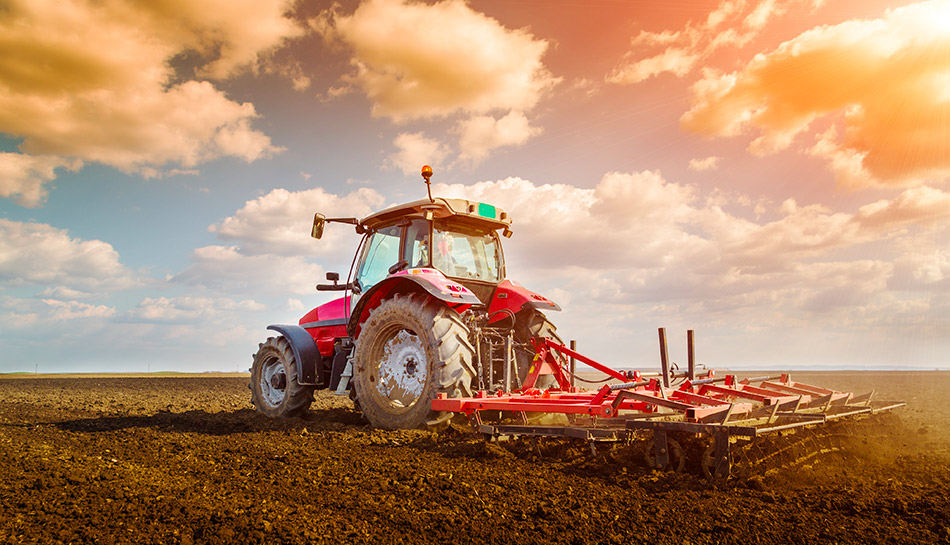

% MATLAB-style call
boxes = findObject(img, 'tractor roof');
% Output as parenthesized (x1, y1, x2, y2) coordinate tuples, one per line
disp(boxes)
(359, 198, 512, 232)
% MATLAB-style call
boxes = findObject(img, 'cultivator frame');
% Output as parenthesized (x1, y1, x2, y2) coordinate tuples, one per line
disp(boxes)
(432, 328, 905, 478)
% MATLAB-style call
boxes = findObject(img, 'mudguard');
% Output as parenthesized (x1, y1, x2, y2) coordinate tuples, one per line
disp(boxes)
(267, 324, 324, 387)
(348, 268, 483, 337)
(487, 279, 560, 323)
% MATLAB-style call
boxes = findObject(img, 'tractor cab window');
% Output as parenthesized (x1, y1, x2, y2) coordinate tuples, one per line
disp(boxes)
(355, 224, 401, 291)
(433, 221, 502, 282)
(404, 219, 430, 268)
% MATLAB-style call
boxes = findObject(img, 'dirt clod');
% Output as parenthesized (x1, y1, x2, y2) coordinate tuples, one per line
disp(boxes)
(0, 373, 948, 544)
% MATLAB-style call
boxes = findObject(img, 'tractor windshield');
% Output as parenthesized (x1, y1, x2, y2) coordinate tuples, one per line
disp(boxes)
(432, 221, 502, 282)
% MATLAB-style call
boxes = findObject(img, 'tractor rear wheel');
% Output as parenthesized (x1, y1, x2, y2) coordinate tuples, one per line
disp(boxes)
(353, 293, 475, 429)
(514, 310, 561, 389)
(249, 336, 315, 418)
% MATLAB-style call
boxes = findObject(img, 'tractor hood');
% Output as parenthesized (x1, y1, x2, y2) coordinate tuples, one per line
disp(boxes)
(359, 198, 512, 233)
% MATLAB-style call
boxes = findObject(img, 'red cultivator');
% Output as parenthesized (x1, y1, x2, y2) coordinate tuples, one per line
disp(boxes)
(432, 328, 905, 478)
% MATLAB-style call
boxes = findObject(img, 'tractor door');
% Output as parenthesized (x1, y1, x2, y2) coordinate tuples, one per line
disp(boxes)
(353, 224, 402, 296)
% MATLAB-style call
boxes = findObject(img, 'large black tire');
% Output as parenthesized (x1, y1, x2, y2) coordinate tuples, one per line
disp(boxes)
(249, 336, 314, 418)
(353, 293, 475, 429)
(514, 310, 561, 389)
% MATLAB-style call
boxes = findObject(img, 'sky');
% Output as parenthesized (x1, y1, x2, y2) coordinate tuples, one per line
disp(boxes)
(1, 0, 948, 374)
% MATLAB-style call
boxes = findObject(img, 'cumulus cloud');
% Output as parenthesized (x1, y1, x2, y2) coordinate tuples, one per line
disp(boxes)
(0, 153, 82, 208)
(456, 111, 543, 163)
(435, 173, 950, 327)
(171, 245, 325, 296)
(174, 185, 389, 299)
(681, 0, 950, 187)
(315, 0, 557, 163)
(386, 133, 451, 175)
(608, 0, 814, 84)
(124, 296, 264, 324)
(41, 299, 116, 320)
(0, 0, 301, 206)
(210, 186, 385, 257)
(0, 296, 116, 331)
(316, 0, 558, 121)
(688, 156, 721, 171)
(0, 219, 139, 291)
(890, 248, 950, 291)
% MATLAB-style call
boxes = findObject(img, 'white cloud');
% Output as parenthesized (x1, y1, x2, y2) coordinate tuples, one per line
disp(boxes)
(681, 0, 950, 188)
(435, 173, 950, 331)
(608, 48, 700, 85)
(172, 245, 324, 296)
(0, 153, 82, 208)
(40, 299, 116, 320)
(608, 0, 815, 84)
(386, 132, 451, 175)
(890, 248, 950, 290)
(172, 185, 390, 303)
(0, 0, 301, 206)
(317, 0, 559, 122)
(456, 111, 543, 163)
(124, 296, 264, 324)
(210, 186, 385, 257)
(39, 287, 95, 300)
(0, 219, 138, 291)
(689, 156, 721, 171)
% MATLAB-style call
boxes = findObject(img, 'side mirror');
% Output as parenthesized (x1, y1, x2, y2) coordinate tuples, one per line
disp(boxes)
(316, 271, 350, 292)
(311, 213, 326, 239)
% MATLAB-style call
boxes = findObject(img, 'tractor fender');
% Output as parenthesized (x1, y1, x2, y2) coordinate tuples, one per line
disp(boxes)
(266, 324, 324, 387)
(487, 279, 560, 323)
(347, 268, 483, 338)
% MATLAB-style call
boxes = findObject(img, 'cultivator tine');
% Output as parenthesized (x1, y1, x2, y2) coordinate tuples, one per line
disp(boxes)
(658, 328, 671, 388)
(503, 331, 514, 392)
(712, 431, 731, 479)
(850, 390, 875, 406)
(431, 328, 904, 479)
(719, 403, 736, 424)
(766, 399, 782, 425)
(687, 330, 696, 381)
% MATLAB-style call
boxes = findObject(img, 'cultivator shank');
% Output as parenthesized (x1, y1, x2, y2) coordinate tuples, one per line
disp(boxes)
(432, 328, 905, 478)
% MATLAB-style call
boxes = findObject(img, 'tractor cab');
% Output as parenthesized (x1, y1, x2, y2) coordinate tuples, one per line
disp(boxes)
(350, 197, 511, 305)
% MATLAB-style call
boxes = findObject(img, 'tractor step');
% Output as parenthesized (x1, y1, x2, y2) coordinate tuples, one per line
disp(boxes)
(333, 356, 353, 396)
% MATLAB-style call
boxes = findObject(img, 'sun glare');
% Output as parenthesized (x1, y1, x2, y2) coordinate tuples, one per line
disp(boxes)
(933, 1, 950, 32)
(938, 72, 950, 102)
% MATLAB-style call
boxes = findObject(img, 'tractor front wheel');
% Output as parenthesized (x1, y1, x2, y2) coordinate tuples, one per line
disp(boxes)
(249, 336, 314, 418)
(353, 293, 475, 429)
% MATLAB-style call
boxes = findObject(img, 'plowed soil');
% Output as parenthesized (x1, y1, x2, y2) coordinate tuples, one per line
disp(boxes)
(1, 372, 948, 544)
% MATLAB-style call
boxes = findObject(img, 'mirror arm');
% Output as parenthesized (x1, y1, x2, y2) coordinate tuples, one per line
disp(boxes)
(388, 260, 408, 275)
(316, 282, 354, 292)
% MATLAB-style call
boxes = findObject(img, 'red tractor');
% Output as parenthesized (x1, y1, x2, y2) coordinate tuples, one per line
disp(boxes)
(250, 166, 561, 429)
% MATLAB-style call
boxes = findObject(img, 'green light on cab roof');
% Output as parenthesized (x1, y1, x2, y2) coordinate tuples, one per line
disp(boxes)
(477, 202, 496, 219)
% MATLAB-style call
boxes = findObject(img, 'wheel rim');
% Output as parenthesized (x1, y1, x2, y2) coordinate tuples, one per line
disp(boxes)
(644, 438, 685, 472)
(259, 354, 286, 409)
(371, 328, 427, 412)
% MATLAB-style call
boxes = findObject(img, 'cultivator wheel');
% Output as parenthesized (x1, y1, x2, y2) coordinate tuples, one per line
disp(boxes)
(643, 436, 686, 472)
(353, 293, 476, 430)
(700, 438, 754, 480)
(249, 336, 315, 418)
